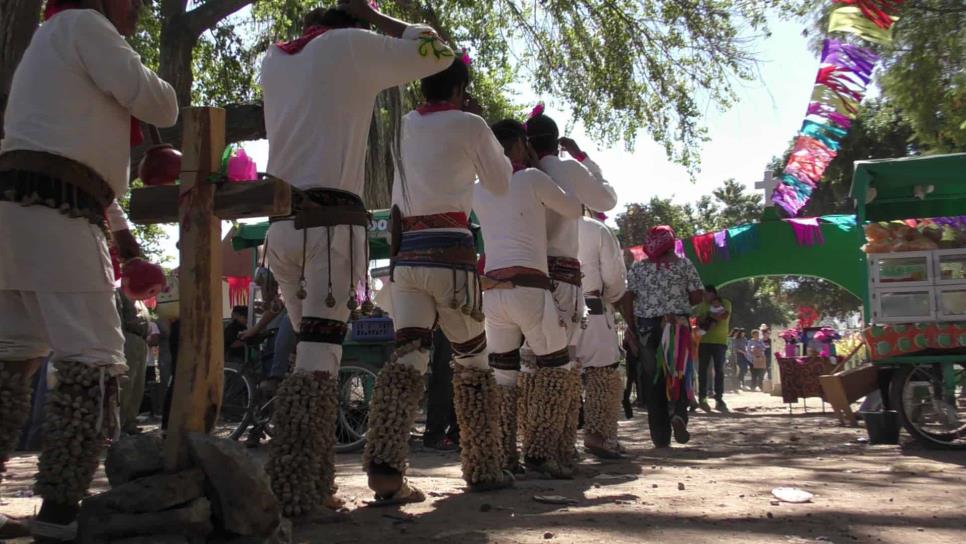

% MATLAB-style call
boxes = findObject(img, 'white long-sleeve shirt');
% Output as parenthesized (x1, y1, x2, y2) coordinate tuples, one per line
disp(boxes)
(577, 216, 626, 304)
(391, 110, 509, 225)
(1, 9, 178, 228)
(474, 168, 582, 273)
(539, 154, 617, 259)
(262, 25, 454, 196)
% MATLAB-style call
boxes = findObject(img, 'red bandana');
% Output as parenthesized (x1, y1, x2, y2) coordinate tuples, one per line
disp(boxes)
(275, 25, 330, 55)
(643, 225, 677, 268)
(415, 102, 460, 116)
(44, 1, 143, 146)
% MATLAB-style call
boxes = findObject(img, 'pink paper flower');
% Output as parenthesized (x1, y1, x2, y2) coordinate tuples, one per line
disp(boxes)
(459, 48, 472, 66)
(528, 102, 545, 119)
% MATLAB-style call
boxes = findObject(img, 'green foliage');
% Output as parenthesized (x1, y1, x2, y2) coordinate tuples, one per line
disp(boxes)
(116, 180, 170, 264)
(192, 21, 260, 105)
(782, 276, 861, 319)
(720, 278, 790, 330)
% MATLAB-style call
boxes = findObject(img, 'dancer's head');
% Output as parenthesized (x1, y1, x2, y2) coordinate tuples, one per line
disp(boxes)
(302, 5, 367, 32)
(421, 57, 471, 107)
(525, 111, 559, 157)
(491, 119, 529, 164)
(643, 225, 676, 261)
(46, 0, 143, 36)
(704, 284, 719, 303)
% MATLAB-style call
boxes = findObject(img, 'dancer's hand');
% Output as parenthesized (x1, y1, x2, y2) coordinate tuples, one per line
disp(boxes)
(558, 137, 582, 158)
(114, 229, 142, 261)
(338, 0, 376, 20)
(624, 333, 640, 357)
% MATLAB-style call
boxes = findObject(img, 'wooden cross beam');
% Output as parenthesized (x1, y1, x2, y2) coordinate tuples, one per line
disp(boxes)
(127, 107, 290, 471)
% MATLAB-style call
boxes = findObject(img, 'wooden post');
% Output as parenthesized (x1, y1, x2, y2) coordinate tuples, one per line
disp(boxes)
(164, 107, 226, 471)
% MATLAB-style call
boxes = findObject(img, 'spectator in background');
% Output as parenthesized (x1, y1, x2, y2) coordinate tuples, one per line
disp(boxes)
(695, 285, 732, 413)
(731, 328, 750, 390)
(423, 328, 460, 451)
(144, 320, 161, 416)
(117, 290, 150, 434)
(224, 305, 249, 362)
(759, 324, 772, 381)
(748, 329, 767, 391)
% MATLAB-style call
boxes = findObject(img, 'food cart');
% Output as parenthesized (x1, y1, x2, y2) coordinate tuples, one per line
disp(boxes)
(850, 153, 966, 449)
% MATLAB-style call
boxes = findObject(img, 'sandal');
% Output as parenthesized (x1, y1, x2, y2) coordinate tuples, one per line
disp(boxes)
(365, 478, 426, 507)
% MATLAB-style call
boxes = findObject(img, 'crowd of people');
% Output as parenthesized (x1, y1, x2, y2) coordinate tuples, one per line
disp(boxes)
(0, 0, 776, 539)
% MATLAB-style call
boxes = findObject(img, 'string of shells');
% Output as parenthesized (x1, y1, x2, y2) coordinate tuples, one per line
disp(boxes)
(266, 371, 336, 518)
(583, 366, 623, 441)
(0, 367, 34, 478)
(523, 367, 571, 462)
(451, 366, 503, 485)
(361, 362, 424, 474)
(495, 385, 519, 471)
(516, 372, 535, 452)
(34, 362, 111, 504)
(555, 368, 583, 471)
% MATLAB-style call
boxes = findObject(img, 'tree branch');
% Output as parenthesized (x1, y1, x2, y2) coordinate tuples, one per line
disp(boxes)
(161, 0, 188, 20)
(186, 0, 254, 36)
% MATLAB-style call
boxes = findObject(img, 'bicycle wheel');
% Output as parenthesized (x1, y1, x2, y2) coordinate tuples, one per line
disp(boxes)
(891, 363, 966, 449)
(336, 360, 380, 453)
(214, 366, 253, 441)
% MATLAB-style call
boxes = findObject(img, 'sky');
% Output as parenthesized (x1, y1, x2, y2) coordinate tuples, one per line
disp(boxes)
(157, 17, 819, 263)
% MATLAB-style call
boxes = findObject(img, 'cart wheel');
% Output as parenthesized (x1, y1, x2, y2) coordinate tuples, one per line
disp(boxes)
(335, 360, 380, 453)
(890, 363, 966, 449)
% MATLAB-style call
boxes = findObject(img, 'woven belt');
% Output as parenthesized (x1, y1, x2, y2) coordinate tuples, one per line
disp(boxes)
(392, 231, 477, 270)
(0, 150, 115, 229)
(401, 211, 468, 232)
(548, 256, 582, 286)
(481, 267, 552, 291)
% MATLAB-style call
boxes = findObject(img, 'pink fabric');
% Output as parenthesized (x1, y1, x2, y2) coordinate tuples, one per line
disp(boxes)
(786, 217, 825, 246)
(276, 25, 330, 55)
(226, 148, 257, 182)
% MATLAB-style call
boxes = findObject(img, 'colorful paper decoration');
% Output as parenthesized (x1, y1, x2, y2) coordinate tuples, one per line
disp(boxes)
(713, 230, 730, 261)
(786, 217, 826, 246)
(727, 224, 760, 257)
(692, 232, 716, 265)
(828, 6, 896, 45)
(772, 2, 902, 216)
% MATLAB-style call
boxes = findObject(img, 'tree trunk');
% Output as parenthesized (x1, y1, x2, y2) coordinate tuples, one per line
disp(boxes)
(0, 0, 43, 138)
(159, 16, 195, 106)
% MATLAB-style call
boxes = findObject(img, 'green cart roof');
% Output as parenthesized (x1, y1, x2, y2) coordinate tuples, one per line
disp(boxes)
(850, 153, 966, 222)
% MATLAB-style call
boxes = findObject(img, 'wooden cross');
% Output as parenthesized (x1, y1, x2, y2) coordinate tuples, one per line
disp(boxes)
(755, 170, 778, 207)
(128, 107, 290, 470)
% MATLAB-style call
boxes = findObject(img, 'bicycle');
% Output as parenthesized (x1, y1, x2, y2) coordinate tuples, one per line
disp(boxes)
(214, 330, 382, 453)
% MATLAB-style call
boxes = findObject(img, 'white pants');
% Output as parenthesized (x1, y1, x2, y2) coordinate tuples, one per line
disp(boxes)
(389, 266, 486, 372)
(0, 290, 125, 368)
(573, 304, 622, 369)
(484, 287, 570, 386)
(266, 221, 367, 375)
(550, 282, 585, 343)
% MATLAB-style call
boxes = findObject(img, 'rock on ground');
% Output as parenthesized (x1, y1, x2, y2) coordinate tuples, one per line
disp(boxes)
(81, 468, 205, 514)
(105, 434, 164, 486)
(77, 497, 212, 544)
(186, 432, 280, 537)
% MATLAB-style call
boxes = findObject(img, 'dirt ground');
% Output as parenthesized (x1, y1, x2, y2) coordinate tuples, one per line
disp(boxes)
(3, 391, 965, 544)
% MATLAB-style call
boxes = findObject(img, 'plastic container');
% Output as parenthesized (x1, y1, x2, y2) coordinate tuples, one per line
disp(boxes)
(350, 317, 395, 343)
(860, 410, 900, 444)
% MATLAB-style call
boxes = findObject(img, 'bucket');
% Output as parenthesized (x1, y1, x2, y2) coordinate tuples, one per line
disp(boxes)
(860, 410, 900, 444)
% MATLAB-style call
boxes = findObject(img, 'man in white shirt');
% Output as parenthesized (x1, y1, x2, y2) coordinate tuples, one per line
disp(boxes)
(522, 110, 618, 472)
(571, 212, 629, 459)
(260, 0, 454, 517)
(475, 119, 583, 479)
(0, 0, 178, 537)
(363, 57, 512, 501)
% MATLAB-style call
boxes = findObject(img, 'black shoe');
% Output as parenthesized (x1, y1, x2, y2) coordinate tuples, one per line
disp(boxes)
(716, 400, 730, 413)
(671, 415, 690, 444)
(622, 398, 634, 419)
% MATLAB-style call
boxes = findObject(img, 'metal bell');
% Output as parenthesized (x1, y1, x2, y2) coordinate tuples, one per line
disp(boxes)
(325, 293, 336, 308)
(361, 299, 375, 314)
(470, 309, 485, 322)
(449, 299, 460, 310)
(347, 296, 358, 311)
(296, 284, 307, 300)
(460, 304, 472, 315)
